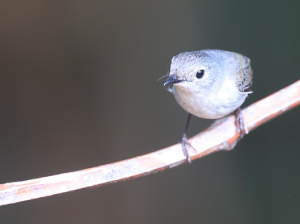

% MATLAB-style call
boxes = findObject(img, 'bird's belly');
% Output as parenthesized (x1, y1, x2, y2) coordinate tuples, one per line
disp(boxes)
(173, 86, 247, 119)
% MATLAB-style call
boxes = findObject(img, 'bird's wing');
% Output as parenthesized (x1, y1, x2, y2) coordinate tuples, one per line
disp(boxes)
(235, 55, 253, 93)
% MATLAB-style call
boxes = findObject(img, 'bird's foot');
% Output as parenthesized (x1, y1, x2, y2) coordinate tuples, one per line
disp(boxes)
(234, 107, 248, 139)
(181, 133, 196, 163)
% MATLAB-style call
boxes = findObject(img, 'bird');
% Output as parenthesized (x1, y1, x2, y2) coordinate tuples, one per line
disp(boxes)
(163, 49, 253, 163)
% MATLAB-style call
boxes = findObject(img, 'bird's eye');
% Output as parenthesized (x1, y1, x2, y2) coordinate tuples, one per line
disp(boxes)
(196, 70, 205, 79)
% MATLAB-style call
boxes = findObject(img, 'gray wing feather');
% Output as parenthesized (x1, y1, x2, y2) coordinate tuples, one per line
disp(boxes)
(237, 56, 253, 93)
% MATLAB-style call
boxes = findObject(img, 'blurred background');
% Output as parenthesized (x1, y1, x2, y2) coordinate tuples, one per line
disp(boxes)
(0, 0, 300, 223)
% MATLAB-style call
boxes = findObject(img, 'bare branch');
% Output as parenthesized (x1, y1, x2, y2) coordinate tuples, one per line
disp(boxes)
(1, 80, 300, 206)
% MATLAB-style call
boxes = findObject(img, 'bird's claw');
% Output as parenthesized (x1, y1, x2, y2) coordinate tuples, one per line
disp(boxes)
(181, 133, 196, 163)
(234, 108, 248, 139)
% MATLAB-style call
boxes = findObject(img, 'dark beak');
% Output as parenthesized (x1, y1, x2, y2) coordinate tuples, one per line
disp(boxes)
(163, 75, 184, 87)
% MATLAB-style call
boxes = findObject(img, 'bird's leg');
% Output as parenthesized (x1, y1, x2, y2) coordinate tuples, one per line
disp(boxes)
(234, 107, 248, 139)
(181, 113, 196, 163)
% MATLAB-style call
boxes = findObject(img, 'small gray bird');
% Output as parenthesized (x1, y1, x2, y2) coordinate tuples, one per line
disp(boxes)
(163, 49, 253, 163)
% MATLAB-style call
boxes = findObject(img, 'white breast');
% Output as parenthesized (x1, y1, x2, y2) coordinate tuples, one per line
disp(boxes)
(173, 80, 247, 119)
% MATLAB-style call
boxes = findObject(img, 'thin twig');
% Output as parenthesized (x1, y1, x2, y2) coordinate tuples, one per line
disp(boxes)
(1, 80, 300, 206)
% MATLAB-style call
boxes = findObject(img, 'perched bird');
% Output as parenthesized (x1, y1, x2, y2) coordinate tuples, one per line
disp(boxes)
(163, 49, 253, 163)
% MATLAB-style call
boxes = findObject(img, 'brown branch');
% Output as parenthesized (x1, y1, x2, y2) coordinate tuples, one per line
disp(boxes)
(1, 80, 300, 206)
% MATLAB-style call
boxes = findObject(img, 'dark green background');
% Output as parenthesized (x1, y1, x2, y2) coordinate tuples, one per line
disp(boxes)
(1, 1, 300, 223)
